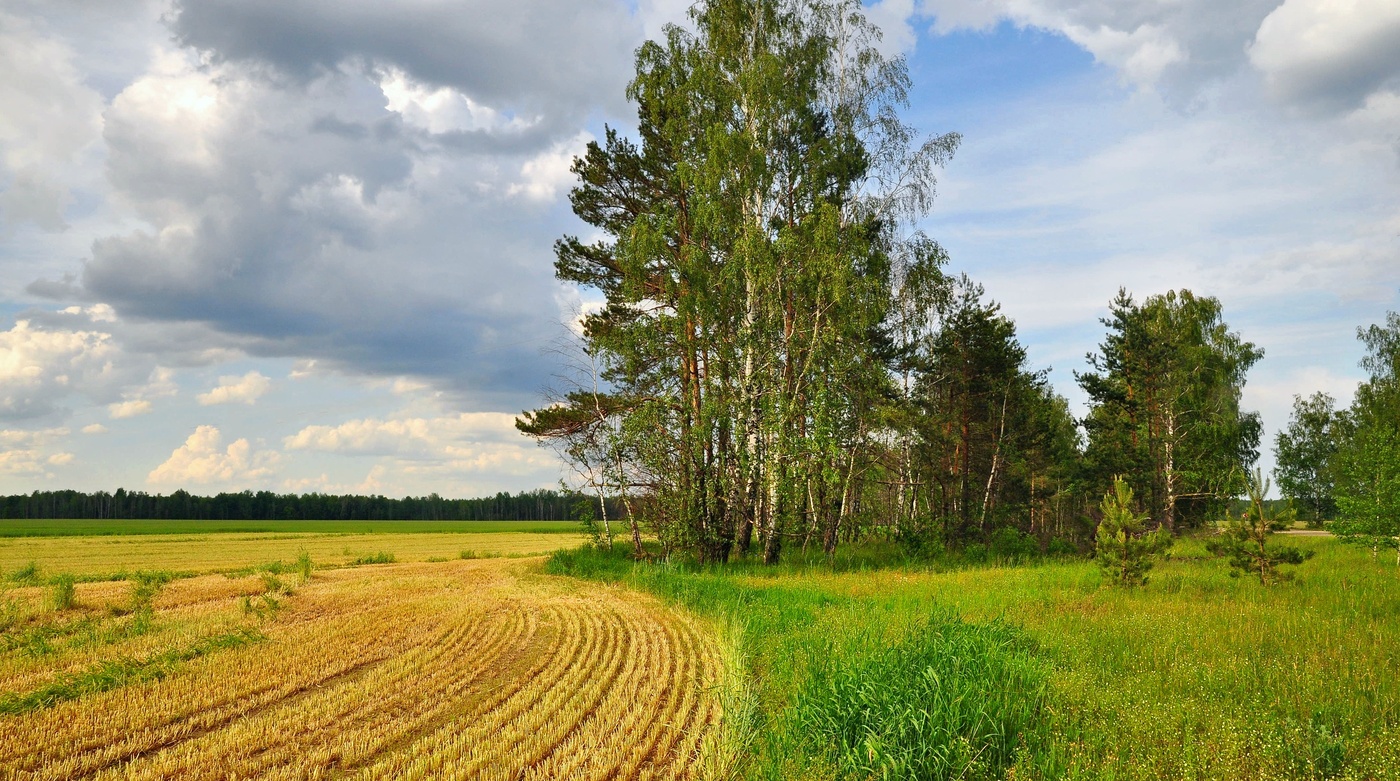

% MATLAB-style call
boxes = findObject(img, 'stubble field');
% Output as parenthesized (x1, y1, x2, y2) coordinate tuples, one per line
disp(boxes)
(0, 531, 720, 780)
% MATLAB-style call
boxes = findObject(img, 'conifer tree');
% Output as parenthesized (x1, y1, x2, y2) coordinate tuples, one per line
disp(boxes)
(1207, 468, 1313, 585)
(1095, 477, 1169, 586)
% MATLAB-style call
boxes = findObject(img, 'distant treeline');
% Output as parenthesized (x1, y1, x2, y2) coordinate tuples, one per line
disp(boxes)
(0, 488, 612, 522)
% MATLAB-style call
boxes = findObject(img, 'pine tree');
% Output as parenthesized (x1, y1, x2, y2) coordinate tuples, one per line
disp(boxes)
(1095, 477, 1170, 586)
(1207, 468, 1313, 585)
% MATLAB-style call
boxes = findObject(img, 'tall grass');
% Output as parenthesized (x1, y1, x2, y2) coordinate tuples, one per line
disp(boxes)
(550, 536, 1400, 780)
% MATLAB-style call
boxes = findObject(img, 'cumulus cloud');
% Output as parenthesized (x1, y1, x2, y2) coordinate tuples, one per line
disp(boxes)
(914, 0, 1283, 98)
(108, 399, 152, 419)
(147, 425, 279, 486)
(0, 427, 72, 476)
(284, 412, 523, 457)
(0, 318, 118, 419)
(30, 40, 582, 397)
(1250, 0, 1400, 110)
(197, 370, 271, 405)
(81, 423, 107, 434)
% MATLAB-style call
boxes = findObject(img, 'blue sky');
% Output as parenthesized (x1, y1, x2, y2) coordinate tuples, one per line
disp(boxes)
(0, 0, 1397, 497)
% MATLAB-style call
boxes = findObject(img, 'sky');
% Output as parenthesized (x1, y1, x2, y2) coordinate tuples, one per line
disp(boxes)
(0, 0, 1396, 499)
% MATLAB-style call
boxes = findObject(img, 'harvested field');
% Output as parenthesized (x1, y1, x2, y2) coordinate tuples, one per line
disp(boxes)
(0, 531, 586, 578)
(0, 558, 721, 780)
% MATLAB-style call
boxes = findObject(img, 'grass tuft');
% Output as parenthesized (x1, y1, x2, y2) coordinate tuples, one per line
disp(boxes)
(349, 551, 396, 565)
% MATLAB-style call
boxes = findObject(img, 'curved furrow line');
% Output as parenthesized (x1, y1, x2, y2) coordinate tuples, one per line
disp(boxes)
(506, 599, 636, 772)
(3, 592, 444, 778)
(96, 599, 527, 780)
(350, 601, 584, 780)
(524, 601, 670, 780)
(440, 601, 614, 778)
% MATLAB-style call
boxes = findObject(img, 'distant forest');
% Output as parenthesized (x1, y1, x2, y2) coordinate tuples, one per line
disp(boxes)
(0, 488, 598, 522)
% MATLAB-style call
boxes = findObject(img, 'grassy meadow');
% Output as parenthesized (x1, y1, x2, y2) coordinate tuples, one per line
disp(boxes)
(550, 535, 1400, 780)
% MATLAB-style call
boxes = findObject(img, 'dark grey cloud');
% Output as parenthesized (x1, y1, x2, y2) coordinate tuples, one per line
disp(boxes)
(168, 0, 638, 140)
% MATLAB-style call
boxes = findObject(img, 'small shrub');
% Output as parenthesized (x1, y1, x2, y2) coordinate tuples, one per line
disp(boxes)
(1045, 537, 1079, 557)
(350, 551, 395, 565)
(49, 575, 76, 611)
(990, 527, 1039, 562)
(261, 572, 291, 596)
(962, 543, 989, 564)
(129, 571, 173, 612)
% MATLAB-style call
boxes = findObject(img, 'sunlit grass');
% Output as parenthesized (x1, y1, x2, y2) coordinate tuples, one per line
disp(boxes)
(551, 535, 1400, 780)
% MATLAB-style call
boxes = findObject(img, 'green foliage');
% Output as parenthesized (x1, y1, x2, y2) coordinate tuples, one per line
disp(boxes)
(48, 574, 76, 611)
(1079, 289, 1263, 531)
(1095, 479, 1170, 586)
(1330, 312, 1400, 559)
(1207, 469, 1314, 585)
(8, 561, 41, 585)
(552, 536, 1400, 779)
(0, 519, 580, 538)
(128, 570, 173, 612)
(1273, 392, 1339, 524)
(295, 550, 313, 582)
(798, 610, 1047, 780)
(518, 0, 962, 565)
(348, 551, 395, 565)
(261, 572, 291, 596)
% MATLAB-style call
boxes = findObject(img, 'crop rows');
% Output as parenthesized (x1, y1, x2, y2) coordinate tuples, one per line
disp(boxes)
(0, 559, 719, 780)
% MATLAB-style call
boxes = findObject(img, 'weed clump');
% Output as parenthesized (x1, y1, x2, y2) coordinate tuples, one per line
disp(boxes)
(48, 575, 76, 611)
(350, 551, 395, 565)
(797, 609, 1047, 780)
(8, 561, 41, 586)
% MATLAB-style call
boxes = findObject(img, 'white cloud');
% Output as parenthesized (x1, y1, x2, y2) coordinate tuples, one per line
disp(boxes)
(0, 318, 119, 419)
(0, 427, 71, 476)
(284, 412, 522, 456)
(1250, 0, 1400, 109)
(0, 10, 104, 232)
(147, 425, 279, 486)
(108, 399, 152, 418)
(197, 370, 271, 406)
(81, 423, 108, 434)
(507, 132, 591, 202)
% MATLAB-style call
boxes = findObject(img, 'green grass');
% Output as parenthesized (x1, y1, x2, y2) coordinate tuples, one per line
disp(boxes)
(0, 519, 580, 538)
(549, 535, 1400, 780)
(0, 628, 265, 715)
(348, 551, 396, 565)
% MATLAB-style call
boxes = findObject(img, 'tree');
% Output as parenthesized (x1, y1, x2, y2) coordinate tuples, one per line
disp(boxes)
(1095, 477, 1169, 586)
(1331, 312, 1400, 564)
(518, 0, 957, 564)
(903, 276, 1079, 549)
(1207, 468, 1313, 585)
(1273, 392, 1339, 525)
(1078, 289, 1262, 532)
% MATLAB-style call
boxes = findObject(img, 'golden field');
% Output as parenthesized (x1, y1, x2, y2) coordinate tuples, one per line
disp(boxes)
(0, 530, 586, 578)
(0, 556, 721, 780)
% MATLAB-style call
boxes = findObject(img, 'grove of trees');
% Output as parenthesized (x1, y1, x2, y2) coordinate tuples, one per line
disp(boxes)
(1274, 312, 1400, 557)
(517, 0, 1299, 564)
